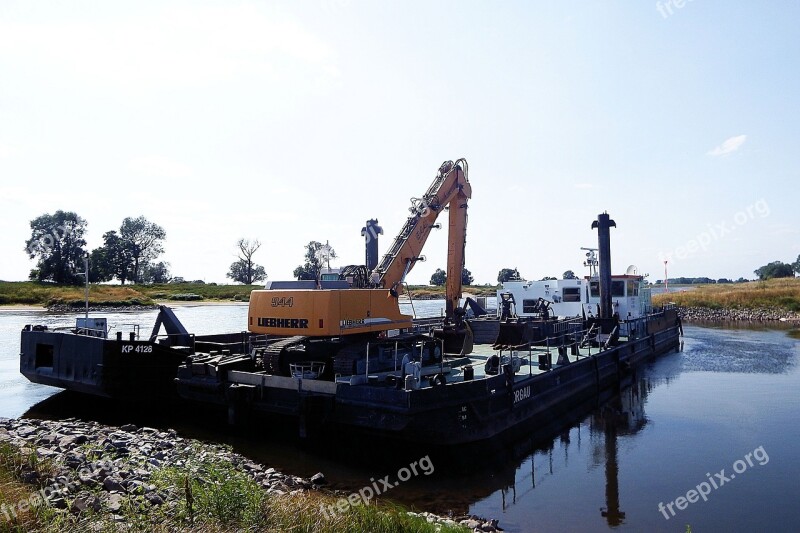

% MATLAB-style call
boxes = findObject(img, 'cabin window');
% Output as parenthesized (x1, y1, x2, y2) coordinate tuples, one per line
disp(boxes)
(627, 280, 639, 296)
(590, 281, 625, 297)
(522, 299, 539, 313)
(563, 287, 581, 302)
(612, 280, 625, 297)
(590, 281, 599, 297)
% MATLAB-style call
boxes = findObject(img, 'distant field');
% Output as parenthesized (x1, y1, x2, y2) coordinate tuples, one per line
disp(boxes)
(652, 278, 800, 311)
(0, 281, 258, 307)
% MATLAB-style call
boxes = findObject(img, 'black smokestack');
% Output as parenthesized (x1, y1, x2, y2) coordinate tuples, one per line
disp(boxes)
(591, 212, 616, 319)
(361, 219, 383, 271)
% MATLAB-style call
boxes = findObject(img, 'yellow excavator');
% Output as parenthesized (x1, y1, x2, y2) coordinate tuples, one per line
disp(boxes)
(247, 159, 472, 377)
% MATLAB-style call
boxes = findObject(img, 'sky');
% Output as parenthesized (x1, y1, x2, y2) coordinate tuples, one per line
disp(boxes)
(1, 1, 798, 285)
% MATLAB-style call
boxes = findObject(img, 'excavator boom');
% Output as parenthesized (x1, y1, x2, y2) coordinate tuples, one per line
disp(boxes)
(373, 159, 471, 320)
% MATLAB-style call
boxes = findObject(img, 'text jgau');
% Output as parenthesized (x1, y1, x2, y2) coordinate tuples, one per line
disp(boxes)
(514, 386, 531, 403)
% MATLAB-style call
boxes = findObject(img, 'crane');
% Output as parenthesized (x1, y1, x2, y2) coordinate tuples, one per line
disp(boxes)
(246, 159, 472, 376)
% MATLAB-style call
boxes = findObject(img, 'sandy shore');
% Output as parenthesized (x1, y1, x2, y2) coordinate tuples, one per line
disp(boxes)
(0, 301, 249, 313)
(0, 304, 48, 312)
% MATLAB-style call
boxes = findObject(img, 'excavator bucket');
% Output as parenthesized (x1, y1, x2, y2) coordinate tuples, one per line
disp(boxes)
(492, 321, 535, 350)
(434, 324, 473, 356)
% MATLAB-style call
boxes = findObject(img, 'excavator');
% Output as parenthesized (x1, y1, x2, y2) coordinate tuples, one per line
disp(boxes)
(247, 159, 472, 377)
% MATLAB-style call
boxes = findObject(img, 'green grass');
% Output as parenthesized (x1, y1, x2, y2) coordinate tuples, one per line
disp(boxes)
(405, 285, 496, 299)
(0, 440, 465, 533)
(652, 278, 800, 312)
(0, 282, 259, 307)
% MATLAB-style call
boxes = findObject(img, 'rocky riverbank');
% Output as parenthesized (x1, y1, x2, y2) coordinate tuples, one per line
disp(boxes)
(0, 418, 498, 532)
(677, 306, 800, 322)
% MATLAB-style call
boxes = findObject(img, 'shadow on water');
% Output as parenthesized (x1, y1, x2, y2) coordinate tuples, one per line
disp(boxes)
(22, 348, 686, 520)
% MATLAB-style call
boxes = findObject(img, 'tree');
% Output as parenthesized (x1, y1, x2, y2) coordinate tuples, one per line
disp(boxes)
(119, 216, 166, 284)
(497, 268, 522, 283)
(430, 268, 446, 286)
(25, 210, 87, 284)
(293, 241, 336, 281)
(754, 261, 794, 280)
(95, 231, 134, 284)
(140, 261, 171, 284)
(540, 276, 557, 281)
(563, 270, 577, 279)
(461, 268, 474, 285)
(88, 245, 115, 283)
(227, 239, 267, 285)
(793, 254, 800, 276)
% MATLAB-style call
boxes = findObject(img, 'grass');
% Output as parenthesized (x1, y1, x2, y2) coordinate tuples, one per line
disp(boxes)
(0, 440, 465, 533)
(0, 282, 259, 307)
(652, 278, 800, 312)
(0, 281, 496, 307)
(405, 285, 496, 299)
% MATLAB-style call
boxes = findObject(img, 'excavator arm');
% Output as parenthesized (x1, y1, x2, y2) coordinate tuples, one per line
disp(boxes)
(373, 159, 471, 321)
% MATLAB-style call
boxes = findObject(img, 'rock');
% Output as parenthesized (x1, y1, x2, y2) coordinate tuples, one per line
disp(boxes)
(70, 497, 89, 515)
(102, 476, 125, 493)
(120, 424, 137, 433)
(108, 493, 124, 513)
(144, 493, 164, 506)
(479, 525, 496, 532)
(50, 497, 68, 510)
(462, 519, 481, 529)
(310, 472, 327, 486)
(58, 434, 87, 448)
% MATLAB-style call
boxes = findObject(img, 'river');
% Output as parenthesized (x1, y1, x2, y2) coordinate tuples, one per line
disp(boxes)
(1, 302, 798, 532)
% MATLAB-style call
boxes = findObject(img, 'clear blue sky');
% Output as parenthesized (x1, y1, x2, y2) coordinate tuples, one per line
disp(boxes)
(1, 1, 798, 284)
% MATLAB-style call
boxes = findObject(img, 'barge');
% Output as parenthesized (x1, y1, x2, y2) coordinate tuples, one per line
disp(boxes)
(20, 210, 681, 445)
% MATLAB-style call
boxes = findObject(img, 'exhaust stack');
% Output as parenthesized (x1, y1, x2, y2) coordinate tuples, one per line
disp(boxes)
(591, 212, 616, 319)
(361, 219, 383, 271)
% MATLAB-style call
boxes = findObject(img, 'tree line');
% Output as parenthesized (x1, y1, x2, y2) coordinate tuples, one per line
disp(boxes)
(24, 210, 267, 285)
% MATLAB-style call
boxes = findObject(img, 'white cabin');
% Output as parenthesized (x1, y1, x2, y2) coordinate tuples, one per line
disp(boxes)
(498, 275, 652, 322)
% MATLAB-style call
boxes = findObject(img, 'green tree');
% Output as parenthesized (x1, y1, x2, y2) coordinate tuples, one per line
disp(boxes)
(119, 216, 166, 284)
(563, 270, 577, 279)
(461, 268, 474, 285)
(793, 254, 800, 275)
(25, 210, 87, 284)
(497, 268, 522, 283)
(140, 261, 171, 284)
(430, 268, 446, 286)
(88, 245, 115, 283)
(293, 241, 337, 281)
(96, 230, 134, 284)
(754, 261, 794, 280)
(227, 239, 267, 285)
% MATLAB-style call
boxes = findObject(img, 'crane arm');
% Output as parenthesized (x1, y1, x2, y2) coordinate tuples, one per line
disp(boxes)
(374, 159, 471, 320)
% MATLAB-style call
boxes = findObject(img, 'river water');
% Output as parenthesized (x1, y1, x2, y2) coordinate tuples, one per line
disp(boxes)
(1, 302, 799, 532)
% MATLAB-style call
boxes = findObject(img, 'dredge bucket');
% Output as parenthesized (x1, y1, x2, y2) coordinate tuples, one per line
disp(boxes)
(493, 321, 535, 350)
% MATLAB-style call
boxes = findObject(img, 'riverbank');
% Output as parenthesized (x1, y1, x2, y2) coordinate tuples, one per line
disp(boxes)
(0, 281, 497, 309)
(653, 278, 800, 322)
(0, 418, 494, 532)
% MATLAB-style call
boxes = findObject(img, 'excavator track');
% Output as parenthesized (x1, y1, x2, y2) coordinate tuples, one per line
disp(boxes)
(332, 342, 368, 377)
(263, 336, 308, 375)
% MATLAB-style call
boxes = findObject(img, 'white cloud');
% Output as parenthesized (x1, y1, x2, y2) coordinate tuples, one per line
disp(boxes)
(128, 155, 192, 178)
(707, 134, 747, 157)
(573, 183, 593, 189)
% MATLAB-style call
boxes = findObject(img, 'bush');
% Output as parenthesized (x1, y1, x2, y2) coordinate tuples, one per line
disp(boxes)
(169, 293, 204, 301)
